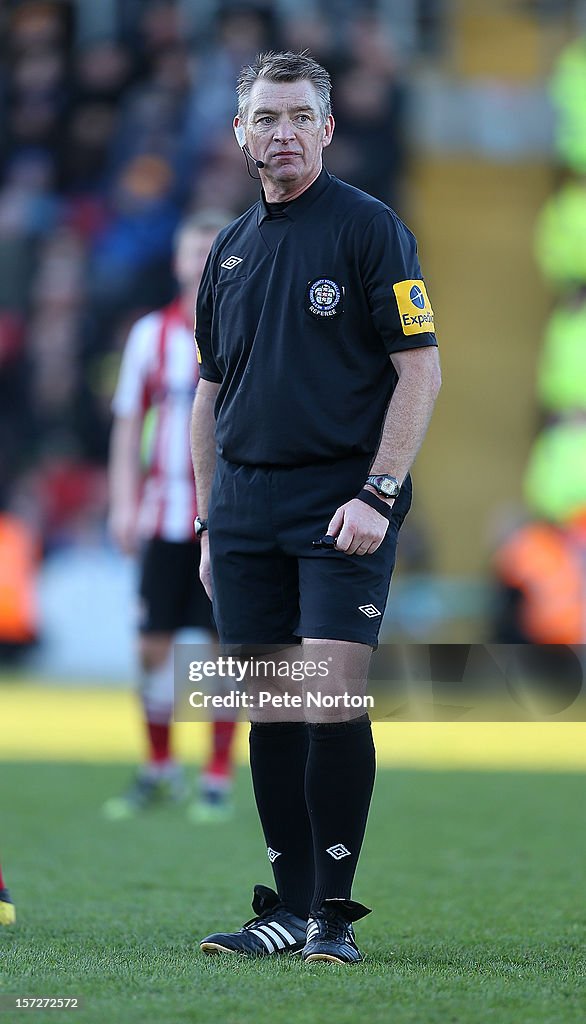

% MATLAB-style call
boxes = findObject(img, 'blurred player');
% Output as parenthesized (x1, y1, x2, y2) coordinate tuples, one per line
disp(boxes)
(0, 860, 15, 925)
(105, 211, 237, 822)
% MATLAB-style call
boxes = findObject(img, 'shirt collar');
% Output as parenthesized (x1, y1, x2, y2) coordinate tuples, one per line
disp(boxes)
(257, 167, 331, 225)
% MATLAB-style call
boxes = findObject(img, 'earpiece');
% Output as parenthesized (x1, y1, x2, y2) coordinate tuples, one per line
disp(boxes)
(233, 122, 265, 171)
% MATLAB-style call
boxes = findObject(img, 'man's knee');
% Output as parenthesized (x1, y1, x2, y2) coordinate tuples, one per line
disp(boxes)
(301, 638, 371, 723)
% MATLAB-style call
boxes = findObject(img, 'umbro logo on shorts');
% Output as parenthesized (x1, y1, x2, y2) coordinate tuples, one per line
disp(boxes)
(326, 844, 351, 860)
(220, 255, 243, 270)
(267, 847, 281, 863)
(358, 604, 381, 618)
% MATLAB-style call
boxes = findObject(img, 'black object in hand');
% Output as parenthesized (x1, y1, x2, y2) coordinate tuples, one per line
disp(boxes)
(312, 534, 337, 549)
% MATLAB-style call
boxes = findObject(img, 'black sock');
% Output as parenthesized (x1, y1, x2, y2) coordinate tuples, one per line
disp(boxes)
(249, 722, 314, 919)
(305, 715, 376, 911)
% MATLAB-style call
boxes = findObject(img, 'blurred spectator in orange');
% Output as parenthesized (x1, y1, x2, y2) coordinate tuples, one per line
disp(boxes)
(0, 489, 40, 663)
(493, 422, 586, 643)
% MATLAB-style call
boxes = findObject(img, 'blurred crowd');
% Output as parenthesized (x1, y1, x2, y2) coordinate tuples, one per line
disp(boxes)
(0, 0, 408, 549)
(489, 32, 586, 646)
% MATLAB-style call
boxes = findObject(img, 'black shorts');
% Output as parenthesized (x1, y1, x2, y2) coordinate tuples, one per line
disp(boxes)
(138, 538, 215, 635)
(208, 454, 411, 647)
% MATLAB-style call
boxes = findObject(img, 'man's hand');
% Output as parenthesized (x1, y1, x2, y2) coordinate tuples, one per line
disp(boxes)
(109, 503, 138, 555)
(327, 498, 390, 555)
(199, 534, 213, 599)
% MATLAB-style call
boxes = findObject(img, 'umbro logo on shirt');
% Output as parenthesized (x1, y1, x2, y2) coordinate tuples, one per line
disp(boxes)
(358, 604, 381, 618)
(220, 255, 244, 270)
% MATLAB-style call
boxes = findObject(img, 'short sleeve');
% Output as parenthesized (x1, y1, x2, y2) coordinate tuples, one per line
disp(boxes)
(360, 210, 437, 354)
(111, 317, 154, 417)
(195, 249, 223, 383)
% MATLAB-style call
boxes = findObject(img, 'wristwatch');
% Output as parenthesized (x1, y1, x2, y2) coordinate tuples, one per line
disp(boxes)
(194, 516, 208, 536)
(365, 474, 401, 499)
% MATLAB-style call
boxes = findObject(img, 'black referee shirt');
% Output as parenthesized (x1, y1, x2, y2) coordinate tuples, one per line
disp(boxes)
(195, 168, 437, 466)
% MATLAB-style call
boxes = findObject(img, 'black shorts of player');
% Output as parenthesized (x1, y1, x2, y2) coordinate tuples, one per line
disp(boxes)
(138, 538, 215, 635)
(208, 454, 412, 648)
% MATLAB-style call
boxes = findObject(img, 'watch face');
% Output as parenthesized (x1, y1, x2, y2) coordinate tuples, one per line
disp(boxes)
(369, 475, 399, 497)
(367, 475, 399, 497)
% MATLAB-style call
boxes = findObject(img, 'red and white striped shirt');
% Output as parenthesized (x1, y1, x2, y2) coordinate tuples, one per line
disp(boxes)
(112, 300, 199, 542)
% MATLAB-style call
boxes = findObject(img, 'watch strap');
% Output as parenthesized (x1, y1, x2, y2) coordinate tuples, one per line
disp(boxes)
(356, 488, 394, 521)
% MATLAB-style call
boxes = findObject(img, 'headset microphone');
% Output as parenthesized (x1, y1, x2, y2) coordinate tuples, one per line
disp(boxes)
(245, 146, 265, 169)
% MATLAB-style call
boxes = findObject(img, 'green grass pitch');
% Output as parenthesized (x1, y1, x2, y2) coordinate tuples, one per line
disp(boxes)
(0, 763, 585, 1024)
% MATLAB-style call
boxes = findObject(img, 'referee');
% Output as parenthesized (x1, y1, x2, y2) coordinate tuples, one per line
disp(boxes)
(192, 51, 441, 964)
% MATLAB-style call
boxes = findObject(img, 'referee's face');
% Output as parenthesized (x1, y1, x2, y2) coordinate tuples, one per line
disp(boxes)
(238, 79, 334, 198)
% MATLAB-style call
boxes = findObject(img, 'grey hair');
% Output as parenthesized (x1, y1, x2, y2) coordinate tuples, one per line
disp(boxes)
(237, 50, 332, 125)
(173, 209, 232, 249)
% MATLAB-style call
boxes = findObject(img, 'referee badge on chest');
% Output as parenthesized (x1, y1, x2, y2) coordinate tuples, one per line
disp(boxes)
(305, 278, 344, 319)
